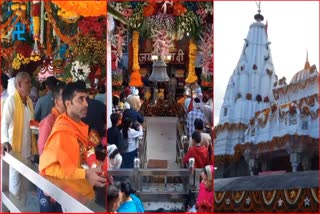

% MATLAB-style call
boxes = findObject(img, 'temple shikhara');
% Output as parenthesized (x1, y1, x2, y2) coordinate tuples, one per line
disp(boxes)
(214, 5, 319, 213)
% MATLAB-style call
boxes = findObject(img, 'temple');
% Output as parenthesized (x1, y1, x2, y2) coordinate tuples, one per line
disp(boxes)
(214, 8, 319, 178)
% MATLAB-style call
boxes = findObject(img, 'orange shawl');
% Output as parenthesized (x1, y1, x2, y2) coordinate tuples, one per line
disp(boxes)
(39, 113, 89, 177)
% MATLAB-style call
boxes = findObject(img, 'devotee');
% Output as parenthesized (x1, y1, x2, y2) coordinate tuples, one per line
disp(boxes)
(78, 80, 106, 140)
(107, 184, 121, 212)
(94, 84, 106, 104)
(82, 97, 107, 139)
(168, 74, 177, 104)
(194, 118, 212, 148)
(107, 113, 123, 150)
(112, 95, 121, 113)
(1, 72, 37, 200)
(123, 89, 144, 124)
(39, 81, 105, 187)
(107, 144, 123, 169)
(187, 98, 205, 146)
(120, 117, 143, 168)
(1, 73, 9, 110)
(37, 83, 66, 155)
(35, 76, 59, 121)
(116, 179, 144, 212)
(183, 131, 209, 168)
(199, 94, 213, 126)
(196, 165, 213, 212)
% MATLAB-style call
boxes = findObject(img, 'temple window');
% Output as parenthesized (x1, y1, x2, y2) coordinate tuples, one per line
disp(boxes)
(224, 107, 228, 116)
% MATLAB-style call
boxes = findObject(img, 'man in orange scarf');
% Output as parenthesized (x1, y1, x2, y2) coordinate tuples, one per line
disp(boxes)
(37, 83, 65, 212)
(1, 72, 37, 200)
(39, 82, 105, 199)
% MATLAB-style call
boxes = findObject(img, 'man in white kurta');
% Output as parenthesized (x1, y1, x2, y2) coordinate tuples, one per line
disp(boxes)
(1, 72, 34, 199)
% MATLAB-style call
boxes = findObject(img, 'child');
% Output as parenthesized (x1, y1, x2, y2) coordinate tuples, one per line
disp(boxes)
(196, 165, 214, 212)
(183, 131, 209, 168)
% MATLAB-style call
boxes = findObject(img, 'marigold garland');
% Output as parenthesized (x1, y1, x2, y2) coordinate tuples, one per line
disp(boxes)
(185, 40, 198, 84)
(44, 1, 79, 45)
(129, 31, 143, 87)
(132, 31, 140, 71)
(32, 0, 40, 41)
(52, 1, 106, 17)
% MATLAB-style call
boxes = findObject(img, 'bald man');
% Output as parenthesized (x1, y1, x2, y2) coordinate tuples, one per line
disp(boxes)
(1, 72, 38, 200)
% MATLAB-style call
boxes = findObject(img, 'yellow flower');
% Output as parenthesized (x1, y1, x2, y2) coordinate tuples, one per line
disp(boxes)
(20, 4, 26, 10)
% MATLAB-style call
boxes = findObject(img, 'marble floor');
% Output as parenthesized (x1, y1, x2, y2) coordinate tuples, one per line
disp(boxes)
(145, 117, 179, 169)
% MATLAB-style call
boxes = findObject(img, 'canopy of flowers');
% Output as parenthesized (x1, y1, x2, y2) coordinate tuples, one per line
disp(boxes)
(108, 1, 213, 40)
(52, 1, 106, 17)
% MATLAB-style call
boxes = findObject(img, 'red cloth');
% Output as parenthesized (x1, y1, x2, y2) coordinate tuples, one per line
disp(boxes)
(183, 145, 209, 168)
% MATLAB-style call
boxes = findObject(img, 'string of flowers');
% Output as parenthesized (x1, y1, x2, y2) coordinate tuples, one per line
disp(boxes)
(129, 31, 143, 87)
(132, 31, 140, 71)
(111, 23, 126, 59)
(198, 26, 213, 78)
(185, 40, 198, 84)
(32, 0, 40, 41)
(150, 29, 173, 60)
(44, 1, 79, 45)
(52, 1, 106, 17)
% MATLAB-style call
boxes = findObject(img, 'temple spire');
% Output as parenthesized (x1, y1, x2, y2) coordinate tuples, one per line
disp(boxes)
(254, 2, 264, 22)
(304, 50, 310, 70)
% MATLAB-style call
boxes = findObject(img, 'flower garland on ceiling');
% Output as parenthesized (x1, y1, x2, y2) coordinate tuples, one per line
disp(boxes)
(78, 17, 106, 40)
(150, 29, 173, 60)
(57, 8, 80, 24)
(109, 1, 208, 40)
(52, 0, 106, 17)
(44, 1, 79, 45)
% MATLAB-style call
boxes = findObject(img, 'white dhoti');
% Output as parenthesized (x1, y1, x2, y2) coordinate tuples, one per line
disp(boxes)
(2, 95, 33, 199)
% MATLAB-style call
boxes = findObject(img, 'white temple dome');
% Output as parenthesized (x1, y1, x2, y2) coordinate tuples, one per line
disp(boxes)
(290, 59, 318, 84)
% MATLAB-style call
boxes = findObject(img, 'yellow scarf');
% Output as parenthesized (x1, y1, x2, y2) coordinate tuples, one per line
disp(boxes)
(12, 91, 38, 155)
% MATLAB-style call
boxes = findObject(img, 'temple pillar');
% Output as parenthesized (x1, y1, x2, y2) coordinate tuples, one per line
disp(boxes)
(290, 152, 301, 172)
(106, 15, 114, 128)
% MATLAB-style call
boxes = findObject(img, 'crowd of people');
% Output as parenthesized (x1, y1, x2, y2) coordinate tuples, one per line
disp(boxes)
(1, 72, 107, 212)
(1, 71, 213, 212)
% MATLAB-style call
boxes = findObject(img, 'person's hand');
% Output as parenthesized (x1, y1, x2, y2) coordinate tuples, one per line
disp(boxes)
(2, 142, 12, 155)
(85, 168, 106, 187)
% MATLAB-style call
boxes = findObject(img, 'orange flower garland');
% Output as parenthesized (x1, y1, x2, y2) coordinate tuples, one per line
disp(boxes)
(129, 31, 143, 87)
(52, 1, 106, 17)
(132, 31, 140, 71)
(185, 40, 198, 84)
(32, 0, 40, 41)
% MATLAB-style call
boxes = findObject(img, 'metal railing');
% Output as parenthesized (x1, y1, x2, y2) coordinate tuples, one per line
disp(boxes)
(176, 123, 188, 167)
(108, 159, 202, 202)
(1, 152, 105, 212)
(137, 127, 147, 168)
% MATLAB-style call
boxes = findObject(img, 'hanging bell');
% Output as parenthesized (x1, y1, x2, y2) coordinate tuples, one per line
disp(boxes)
(149, 60, 170, 82)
